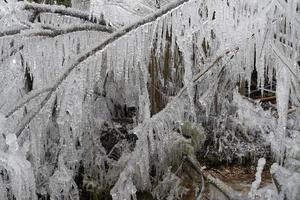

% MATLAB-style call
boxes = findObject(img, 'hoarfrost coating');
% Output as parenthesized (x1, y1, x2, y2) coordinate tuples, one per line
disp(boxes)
(0, 0, 300, 199)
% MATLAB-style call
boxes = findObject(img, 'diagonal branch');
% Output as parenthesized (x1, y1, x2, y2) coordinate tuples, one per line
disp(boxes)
(6, 86, 52, 118)
(177, 47, 239, 97)
(9, 0, 191, 138)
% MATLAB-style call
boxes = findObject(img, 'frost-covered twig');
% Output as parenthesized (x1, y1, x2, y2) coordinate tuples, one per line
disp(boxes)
(0, 27, 27, 37)
(42, 23, 114, 35)
(5, 86, 52, 118)
(10, 0, 191, 137)
(14, 93, 52, 138)
(1, 24, 114, 38)
(21, 2, 106, 25)
(271, 43, 298, 80)
(177, 47, 239, 97)
(23, 24, 114, 37)
(104, 1, 154, 16)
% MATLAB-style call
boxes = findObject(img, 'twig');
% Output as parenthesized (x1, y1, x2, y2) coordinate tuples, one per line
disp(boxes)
(0, 27, 27, 37)
(22, 24, 114, 37)
(271, 43, 299, 81)
(6, 86, 52, 118)
(176, 47, 239, 97)
(42, 24, 114, 35)
(288, 107, 296, 114)
(256, 96, 276, 102)
(196, 170, 205, 200)
(1, 23, 114, 38)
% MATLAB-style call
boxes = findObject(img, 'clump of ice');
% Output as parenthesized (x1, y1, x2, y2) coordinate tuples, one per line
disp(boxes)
(249, 158, 266, 199)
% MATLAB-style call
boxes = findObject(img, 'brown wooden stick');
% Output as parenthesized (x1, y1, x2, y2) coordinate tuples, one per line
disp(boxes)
(184, 156, 246, 200)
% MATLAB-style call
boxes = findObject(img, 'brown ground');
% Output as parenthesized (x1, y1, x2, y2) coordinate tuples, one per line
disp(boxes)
(180, 160, 273, 200)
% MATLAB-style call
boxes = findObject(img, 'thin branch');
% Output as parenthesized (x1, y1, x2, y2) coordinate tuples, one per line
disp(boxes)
(15, 92, 53, 138)
(104, 1, 154, 16)
(23, 24, 114, 37)
(42, 23, 114, 34)
(196, 170, 205, 200)
(0, 27, 27, 37)
(271, 43, 298, 80)
(1, 24, 114, 38)
(21, 2, 106, 25)
(177, 47, 239, 97)
(6, 86, 52, 118)
(256, 96, 276, 102)
(11, 0, 191, 138)
(288, 107, 296, 114)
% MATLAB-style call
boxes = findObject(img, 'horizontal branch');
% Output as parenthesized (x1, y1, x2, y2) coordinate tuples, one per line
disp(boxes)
(24, 24, 114, 37)
(0, 27, 27, 37)
(43, 23, 114, 33)
(21, 2, 106, 25)
(1, 23, 114, 38)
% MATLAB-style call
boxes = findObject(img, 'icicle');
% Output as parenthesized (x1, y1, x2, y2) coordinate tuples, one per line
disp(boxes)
(275, 66, 290, 164)
(0, 133, 37, 200)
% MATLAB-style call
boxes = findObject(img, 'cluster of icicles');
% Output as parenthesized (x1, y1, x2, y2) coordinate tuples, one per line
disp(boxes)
(0, 0, 299, 199)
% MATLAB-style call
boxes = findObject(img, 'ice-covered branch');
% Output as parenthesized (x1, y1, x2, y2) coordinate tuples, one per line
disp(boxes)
(5, 86, 52, 118)
(0, 27, 27, 37)
(21, 2, 106, 25)
(22, 24, 114, 37)
(177, 47, 239, 97)
(10, 0, 191, 138)
(1, 24, 114, 38)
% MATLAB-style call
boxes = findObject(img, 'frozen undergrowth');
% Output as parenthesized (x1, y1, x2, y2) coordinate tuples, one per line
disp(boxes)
(0, 0, 300, 199)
